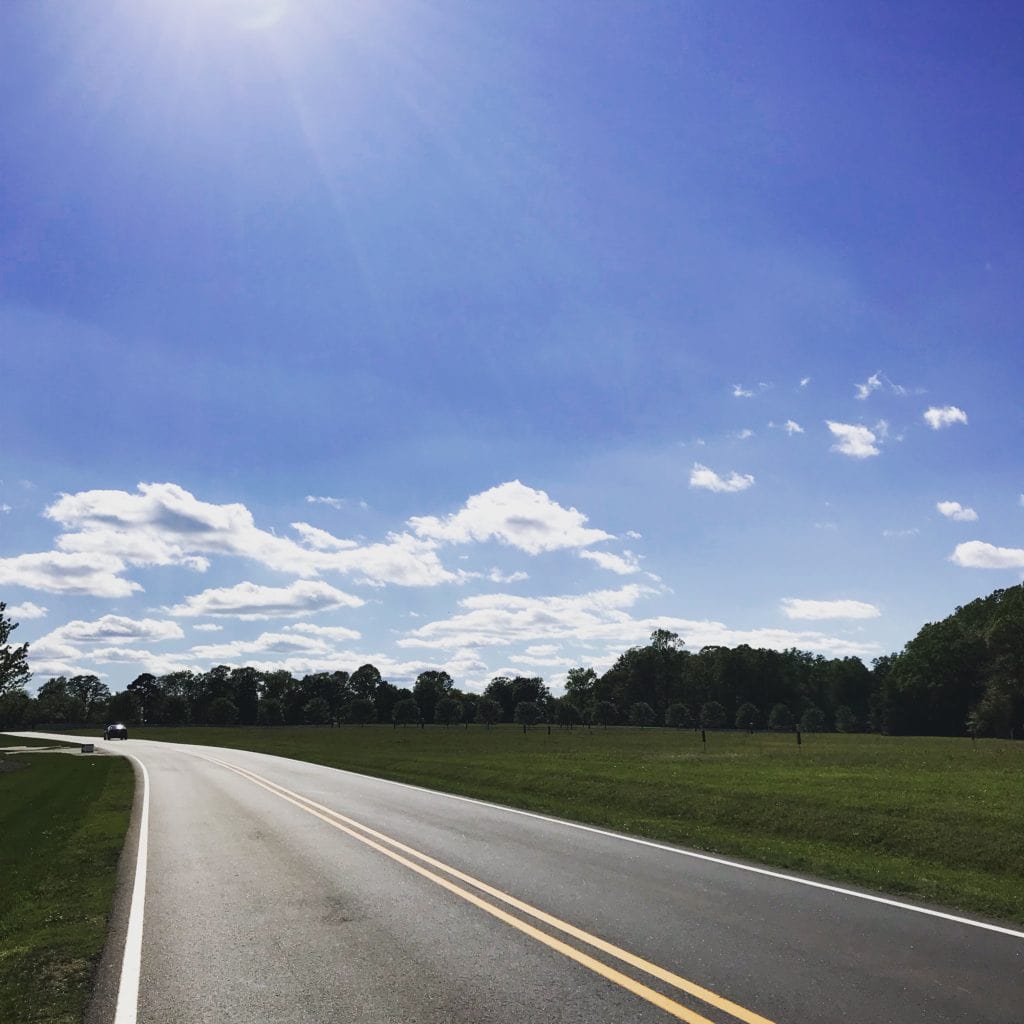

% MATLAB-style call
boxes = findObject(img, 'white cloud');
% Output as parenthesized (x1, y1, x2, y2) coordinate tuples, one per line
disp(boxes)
(192, 623, 223, 632)
(732, 384, 754, 398)
(951, 541, 1024, 569)
(827, 421, 880, 458)
(0, 551, 141, 597)
(398, 585, 878, 660)
(408, 481, 612, 554)
(783, 420, 804, 435)
(882, 527, 919, 538)
(305, 495, 347, 510)
(779, 598, 881, 621)
(5, 602, 48, 620)
(799, 377, 811, 388)
(855, 372, 882, 400)
(689, 463, 755, 493)
(189, 631, 335, 662)
(43, 482, 461, 588)
(168, 579, 364, 619)
(284, 622, 362, 642)
(625, 530, 642, 540)
(40, 615, 185, 645)
(936, 501, 978, 523)
(579, 549, 642, 575)
(923, 405, 968, 430)
(487, 569, 529, 584)
(0, 504, 11, 514)
(732, 428, 754, 440)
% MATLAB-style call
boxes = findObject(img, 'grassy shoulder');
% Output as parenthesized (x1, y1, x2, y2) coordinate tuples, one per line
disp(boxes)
(119, 724, 1024, 926)
(0, 734, 78, 748)
(0, 748, 134, 1024)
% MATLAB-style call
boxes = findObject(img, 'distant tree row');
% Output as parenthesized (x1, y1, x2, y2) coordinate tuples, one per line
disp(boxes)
(2, 585, 1022, 736)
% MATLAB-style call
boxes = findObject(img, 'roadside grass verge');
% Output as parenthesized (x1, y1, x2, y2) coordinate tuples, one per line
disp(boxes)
(112, 725, 1024, 926)
(0, 733, 77, 748)
(0, 747, 134, 1024)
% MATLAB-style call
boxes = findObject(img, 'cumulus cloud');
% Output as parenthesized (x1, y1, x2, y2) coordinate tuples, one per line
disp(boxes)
(398, 585, 878, 659)
(579, 549, 642, 575)
(923, 406, 968, 430)
(936, 501, 978, 523)
(0, 551, 141, 597)
(189, 631, 335, 662)
(951, 541, 1024, 569)
(487, 569, 529, 584)
(168, 579, 364, 619)
(689, 464, 755, 493)
(5, 602, 48, 620)
(732, 384, 754, 397)
(408, 481, 612, 554)
(43, 482, 462, 588)
(625, 530, 643, 540)
(192, 623, 223, 632)
(783, 420, 804, 435)
(41, 615, 185, 645)
(779, 598, 881, 621)
(827, 421, 880, 458)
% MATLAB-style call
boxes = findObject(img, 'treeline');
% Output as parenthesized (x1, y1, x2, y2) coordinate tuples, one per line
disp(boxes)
(1, 585, 1022, 736)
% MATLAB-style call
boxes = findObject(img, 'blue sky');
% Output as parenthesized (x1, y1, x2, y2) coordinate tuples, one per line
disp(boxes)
(2, 1, 1022, 692)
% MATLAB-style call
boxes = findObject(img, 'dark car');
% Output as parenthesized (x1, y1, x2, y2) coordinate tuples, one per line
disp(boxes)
(104, 723, 128, 740)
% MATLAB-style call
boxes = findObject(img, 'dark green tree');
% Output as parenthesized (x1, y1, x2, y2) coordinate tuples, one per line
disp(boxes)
(208, 696, 239, 726)
(628, 701, 656, 728)
(258, 697, 284, 726)
(350, 664, 383, 702)
(800, 705, 826, 732)
(700, 700, 726, 729)
(834, 705, 858, 732)
(564, 667, 597, 710)
(348, 697, 377, 725)
(734, 702, 760, 733)
(594, 700, 618, 728)
(768, 703, 793, 731)
(434, 696, 463, 727)
(303, 697, 331, 725)
(391, 697, 419, 727)
(67, 675, 111, 723)
(0, 602, 31, 697)
(414, 670, 454, 724)
(513, 700, 541, 732)
(665, 702, 693, 729)
(474, 697, 501, 728)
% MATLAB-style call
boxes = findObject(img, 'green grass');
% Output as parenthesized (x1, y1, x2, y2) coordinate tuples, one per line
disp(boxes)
(0, 746, 134, 1024)
(118, 725, 1024, 926)
(0, 734, 77, 749)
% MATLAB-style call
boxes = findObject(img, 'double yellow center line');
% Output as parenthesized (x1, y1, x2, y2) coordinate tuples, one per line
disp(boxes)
(202, 754, 776, 1024)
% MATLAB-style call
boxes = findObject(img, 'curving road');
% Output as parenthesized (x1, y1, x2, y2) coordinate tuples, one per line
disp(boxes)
(19, 734, 1024, 1023)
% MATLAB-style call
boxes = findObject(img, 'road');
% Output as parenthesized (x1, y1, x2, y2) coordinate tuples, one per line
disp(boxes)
(19, 734, 1023, 1023)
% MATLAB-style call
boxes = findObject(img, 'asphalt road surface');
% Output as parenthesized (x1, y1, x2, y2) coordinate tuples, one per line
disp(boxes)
(19, 734, 1023, 1023)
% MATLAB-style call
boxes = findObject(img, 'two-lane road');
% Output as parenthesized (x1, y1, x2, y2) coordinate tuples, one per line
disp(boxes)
(20, 735, 1023, 1023)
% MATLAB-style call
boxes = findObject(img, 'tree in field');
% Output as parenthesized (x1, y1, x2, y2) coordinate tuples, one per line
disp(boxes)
(126, 673, 163, 725)
(414, 670, 454, 724)
(834, 705, 858, 733)
(700, 700, 726, 730)
(594, 700, 618, 728)
(434, 696, 463, 727)
(303, 697, 331, 725)
(0, 602, 31, 698)
(391, 698, 419, 727)
(800, 705, 826, 732)
(107, 690, 140, 725)
(768, 703, 794, 731)
(161, 694, 190, 726)
(735, 702, 760, 733)
(350, 664, 383, 703)
(564, 667, 597, 710)
(67, 674, 111, 723)
(513, 700, 541, 732)
(230, 667, 262, 726)
(628, 701, 656, 728)
(665, 702, 693, 729)
(474, 697, 501, 728)
(208, 696, 239, 726)
(35, 677, 83, 724)
(553, 697, 582, 728)
(258, 697, 284, 726)
(348, 697, 377, 726)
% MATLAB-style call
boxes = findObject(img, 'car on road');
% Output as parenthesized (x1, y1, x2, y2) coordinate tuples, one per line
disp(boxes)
(104, 723, 128, 740)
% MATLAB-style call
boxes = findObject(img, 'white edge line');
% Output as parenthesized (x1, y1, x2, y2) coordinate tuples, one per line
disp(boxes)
(191, 743, 1024, 942)
(113, 751, 149, 1024)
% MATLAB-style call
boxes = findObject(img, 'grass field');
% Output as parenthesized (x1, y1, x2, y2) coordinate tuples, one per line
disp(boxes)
(106, 724, 1024, 925)
(0, 738, 134, 1024)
